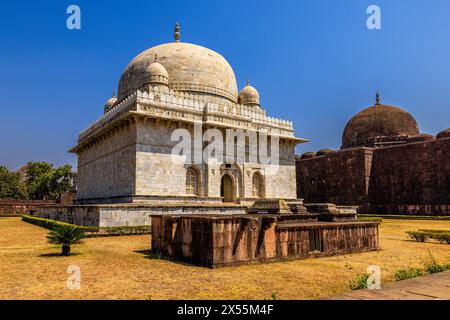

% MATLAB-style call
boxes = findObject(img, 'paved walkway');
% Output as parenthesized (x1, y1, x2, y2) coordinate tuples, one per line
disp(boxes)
(328, 271, 450, 300)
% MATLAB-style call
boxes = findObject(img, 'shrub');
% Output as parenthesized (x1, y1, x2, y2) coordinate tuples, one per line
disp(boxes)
(47, 225, 85, 256)
(406, 230, 450, 244)
(349, 274, 369, 290)
(394, 268, 424, 281)
(395, 253, 450, 281)
(419, 229, 450, 234)
(22, 215, 98, 232)
(434, 234, 450, 244)
(358, 217, 383, 223)
(22, 215, 150, 237)
(423, 252, 450, 274)
(358, 214, 450, 221)
(406, 231, 428, 242)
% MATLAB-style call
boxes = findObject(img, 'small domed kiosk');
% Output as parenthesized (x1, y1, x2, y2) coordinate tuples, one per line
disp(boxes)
(238, 80, 260, 107)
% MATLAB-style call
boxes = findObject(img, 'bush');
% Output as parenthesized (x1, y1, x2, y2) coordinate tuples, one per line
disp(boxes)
(406, 230, 450, 244)
(22, 215, 150, 237)
(47, 225, 85, 256)
(22, 215, 98, 232)
(394, 253, 450, 281)
(394, 268, 424, 281)
(434, 234, 450, 244)
(406, 231, 428, 242)
(358, 217, 383, 223)
(419, 229, 450, 234)
(349, 274, 369, 290)
(423, 252, 450, 274)
(358, 214, 450, 221)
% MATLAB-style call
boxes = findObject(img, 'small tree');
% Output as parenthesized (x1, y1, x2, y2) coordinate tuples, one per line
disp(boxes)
(47, 225, 85, 256)
(0, 166, 27, 199)
(25, 162, 75, 200)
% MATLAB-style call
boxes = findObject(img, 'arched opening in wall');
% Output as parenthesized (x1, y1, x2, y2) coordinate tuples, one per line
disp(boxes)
(186, 168, 199, 196)
(220, 174, 234, 202)
(252, 172, 264, 198)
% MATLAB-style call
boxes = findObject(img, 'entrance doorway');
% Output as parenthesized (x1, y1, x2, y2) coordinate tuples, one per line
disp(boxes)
(220, 174, 234, 202)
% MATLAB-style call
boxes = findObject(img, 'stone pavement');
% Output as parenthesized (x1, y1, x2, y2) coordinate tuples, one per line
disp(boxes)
(328, 271, 450, 300)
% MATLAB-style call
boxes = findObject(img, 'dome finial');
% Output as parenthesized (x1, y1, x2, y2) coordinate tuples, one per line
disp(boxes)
(174, 22, 181, 42)
(246, 78, 250, 86)
(112, 90, 116, 97)
(154, 53, 158, 62)
(375, 90, 381, 105)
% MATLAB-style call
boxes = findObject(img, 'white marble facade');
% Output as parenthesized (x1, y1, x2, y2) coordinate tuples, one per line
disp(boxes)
(71, 27, 306, 205)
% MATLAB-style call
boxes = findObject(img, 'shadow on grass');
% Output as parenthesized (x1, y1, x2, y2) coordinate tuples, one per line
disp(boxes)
(39, 252, 82, 258)
(133, 249, 199, 268)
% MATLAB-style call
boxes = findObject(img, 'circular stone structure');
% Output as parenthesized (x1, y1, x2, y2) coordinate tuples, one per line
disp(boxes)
(118, 42, 238, 102)
(301, 151, 316, 160)
(238, 81, 260, 106)
(342, 104, 419, 149)
(103, 94, 118, 114)
(437, 128, 450, 139)
(143, 59, 169, 86)
(316, 149, 334, 156)
(407, 133, 435, 143)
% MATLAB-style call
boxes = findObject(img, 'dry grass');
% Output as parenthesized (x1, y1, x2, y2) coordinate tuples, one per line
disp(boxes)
(0, 217, 449, 300)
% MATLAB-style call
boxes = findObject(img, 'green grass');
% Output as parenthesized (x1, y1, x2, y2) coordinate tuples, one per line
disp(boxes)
(394, 253, 450, 281)
(358, 214, 450, 221)
(349, 274, 369, 290)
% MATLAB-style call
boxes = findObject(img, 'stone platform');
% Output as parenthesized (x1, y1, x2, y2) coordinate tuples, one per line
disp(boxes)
(36, 203, 247, 227)
(151, 207, 379, 268)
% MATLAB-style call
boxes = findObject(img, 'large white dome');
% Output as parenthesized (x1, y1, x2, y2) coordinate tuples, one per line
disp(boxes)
(118, 42, 238, 102)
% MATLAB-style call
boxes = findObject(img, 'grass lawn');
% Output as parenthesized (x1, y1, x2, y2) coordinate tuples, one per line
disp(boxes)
(0, 217, 449, 300)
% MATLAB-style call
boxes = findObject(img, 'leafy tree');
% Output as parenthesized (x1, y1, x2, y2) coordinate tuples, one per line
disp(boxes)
(0, 166, 27, 199)
(25, 162, 75, 200)
(25, 162, 54, 200)
(51, 164, 74, 198)
(47, 225, 85, 256)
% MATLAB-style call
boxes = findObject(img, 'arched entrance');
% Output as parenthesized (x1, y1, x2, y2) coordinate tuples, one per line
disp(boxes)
(220, 174, 234, 202)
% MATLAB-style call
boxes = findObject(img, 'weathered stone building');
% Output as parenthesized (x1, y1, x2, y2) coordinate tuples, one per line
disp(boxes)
(296, 93, 450, 215)
(35, 25, 381, 266)
(71, 25, 306, 206)
(38, 25, 309, 226)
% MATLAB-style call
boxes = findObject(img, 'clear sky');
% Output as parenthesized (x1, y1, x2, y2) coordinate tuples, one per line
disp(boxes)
(1, 0, 449, 170)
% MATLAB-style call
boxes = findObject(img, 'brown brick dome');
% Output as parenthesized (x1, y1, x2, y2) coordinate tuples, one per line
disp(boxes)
(316, 149, 334, 156)
(301, 151, 316, 159)
(437, 128, 450, 139)
(342, 104, 419, 149)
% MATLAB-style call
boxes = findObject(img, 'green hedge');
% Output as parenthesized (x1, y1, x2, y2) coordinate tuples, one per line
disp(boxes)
(358, 217, 383, 223)
(22, 215, 150, 237)
(406, 230, 450, 244)
(358, 214, 450, 221)
(395, 254, 450, 281)
(395, 268, 424, 281)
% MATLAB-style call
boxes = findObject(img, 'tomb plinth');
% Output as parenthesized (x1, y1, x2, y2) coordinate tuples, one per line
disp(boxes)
(151, 200, 379, 268)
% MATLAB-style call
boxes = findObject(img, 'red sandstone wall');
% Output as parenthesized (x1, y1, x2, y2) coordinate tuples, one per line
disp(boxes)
(0, 200, 57, 214)
(296, 137, 450, 215)
(152, 215, 379, 267)
(369, 138, 450, 214)
(296, 148, 373, 205)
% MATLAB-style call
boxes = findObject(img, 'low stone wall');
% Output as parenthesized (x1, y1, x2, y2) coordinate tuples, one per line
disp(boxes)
(296, 148, 373, 205)
(36, 204, 247, 227)
(296, 137, 450, 216)
(152, 215, 379, 268)
(370, 204, 450, 216)
(0, 200, 57, 214)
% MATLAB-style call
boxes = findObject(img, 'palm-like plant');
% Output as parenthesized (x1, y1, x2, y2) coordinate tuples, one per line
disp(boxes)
(47, 225, 85, 256)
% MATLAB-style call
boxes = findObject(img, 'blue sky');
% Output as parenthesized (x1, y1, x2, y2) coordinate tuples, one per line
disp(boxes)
(0, 0, 449, 170)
